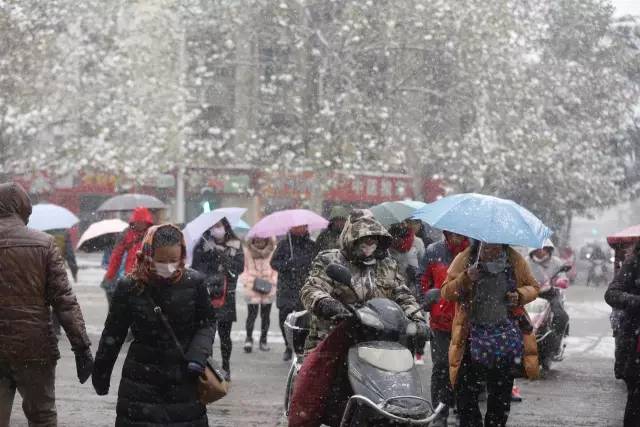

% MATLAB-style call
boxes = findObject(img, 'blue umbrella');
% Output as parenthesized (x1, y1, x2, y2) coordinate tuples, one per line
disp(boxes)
(233, 219, 251, 237)
(28, 203, 80, 231)
(411, 193, 552, 248)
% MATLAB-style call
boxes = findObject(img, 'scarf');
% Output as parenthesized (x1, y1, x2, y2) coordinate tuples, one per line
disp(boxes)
(392, 229, 415, 253)
(131, 224, 186, 287)
(447, 237, 470, 257)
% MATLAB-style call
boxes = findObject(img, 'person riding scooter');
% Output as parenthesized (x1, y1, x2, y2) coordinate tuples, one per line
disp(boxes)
(528, 239, 570, 361)
(300, 209, 427, 352)
(293, 209, 428, 427)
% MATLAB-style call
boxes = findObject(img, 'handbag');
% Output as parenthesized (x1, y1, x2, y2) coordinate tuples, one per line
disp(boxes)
(144, 291, 228, 404)
(469, 319, 523, 369)
(253, 277, 274, 295)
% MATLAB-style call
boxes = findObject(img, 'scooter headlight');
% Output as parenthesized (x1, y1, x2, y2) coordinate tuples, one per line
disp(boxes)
(357, 307, 385, 330)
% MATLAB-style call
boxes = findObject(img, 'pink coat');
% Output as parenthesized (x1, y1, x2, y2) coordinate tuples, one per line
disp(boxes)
(239, 242, 278, 305)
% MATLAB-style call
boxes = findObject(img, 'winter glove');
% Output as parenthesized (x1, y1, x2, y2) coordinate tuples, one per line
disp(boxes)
(408, 320, 430, 342)
(75, 348, 94, 384)
(315, 298, 351, 321)
(92, 372, 109, 396)
(187, 361, 205, 378)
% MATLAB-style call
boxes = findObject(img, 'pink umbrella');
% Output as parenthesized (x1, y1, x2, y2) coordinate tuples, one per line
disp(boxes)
(247, 209, 328, 239)
(607, 224, 640, 246)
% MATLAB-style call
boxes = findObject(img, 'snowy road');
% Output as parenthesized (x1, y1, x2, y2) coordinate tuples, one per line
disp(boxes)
(8, 256, 626, 426)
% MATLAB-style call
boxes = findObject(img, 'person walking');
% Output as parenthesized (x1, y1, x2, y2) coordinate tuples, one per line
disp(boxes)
(102, 207, 155, 305)
(605, 240, 640, 427)
(240, 237, 278, 353)
(314, 205, 348, 254)
(271, 225, 316, 361)
(441, 241, 540, 427)
(0, 182, 93, 427)
(388, 221, 426, 363)
(48, 228, 80, 336)
(419, 231, 470, 426)
(92, 224, 215, 426)
(191, 218, 243, 381)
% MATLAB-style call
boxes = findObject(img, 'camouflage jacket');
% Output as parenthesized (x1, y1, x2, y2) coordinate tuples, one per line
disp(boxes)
(300, 209, 424, 352)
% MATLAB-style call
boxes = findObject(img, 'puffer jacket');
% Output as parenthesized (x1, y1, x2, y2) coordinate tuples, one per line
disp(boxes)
(239, 239, 278, 305)
(0, 182, 91, 362)
(191, 231, 244, 322)
(271, 233, 316, 311)
(605, 254, 640, 380)
(441, 246, 540, 385)
(300, 209, 424, 352)
(92, 271, 215, 427)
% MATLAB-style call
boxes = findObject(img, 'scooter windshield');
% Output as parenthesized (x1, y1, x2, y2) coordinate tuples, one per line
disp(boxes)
(357, 345, 414, 372)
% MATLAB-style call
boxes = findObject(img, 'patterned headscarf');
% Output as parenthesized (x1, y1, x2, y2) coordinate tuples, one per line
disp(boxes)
(131, 223, 187, 286)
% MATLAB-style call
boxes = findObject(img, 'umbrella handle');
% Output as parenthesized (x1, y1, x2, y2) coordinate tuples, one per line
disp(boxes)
(474, 241, 483, 266)
(288, 234, 293, 259)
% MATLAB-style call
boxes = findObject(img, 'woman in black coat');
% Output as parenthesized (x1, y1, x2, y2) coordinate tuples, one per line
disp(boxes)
(605, 240, 640, 427)
(191, 218, 243, 380)
(270, 225, 316, 361)
(92, 224, 216, 427)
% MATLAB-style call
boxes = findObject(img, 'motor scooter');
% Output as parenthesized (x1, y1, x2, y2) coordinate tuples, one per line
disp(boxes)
(525, 264, 572, 371)
(285, 264, 445, 426)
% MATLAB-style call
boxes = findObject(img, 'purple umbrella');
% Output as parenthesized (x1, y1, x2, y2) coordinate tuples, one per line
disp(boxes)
(247, 209, 328, 239)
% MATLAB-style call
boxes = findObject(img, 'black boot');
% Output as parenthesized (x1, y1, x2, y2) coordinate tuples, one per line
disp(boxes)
(244, 337, 253, 353)
(222, 360, 231, 382)
(283, 348, 292, 362)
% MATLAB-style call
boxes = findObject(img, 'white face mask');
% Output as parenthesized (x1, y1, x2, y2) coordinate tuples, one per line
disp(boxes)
(359, 242, 378, 257)
(211, 226, 226, 240)
(154, 262, 179, 278)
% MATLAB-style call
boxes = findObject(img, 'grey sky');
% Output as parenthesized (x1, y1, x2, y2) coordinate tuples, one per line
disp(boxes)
(612, 0, 640, 16)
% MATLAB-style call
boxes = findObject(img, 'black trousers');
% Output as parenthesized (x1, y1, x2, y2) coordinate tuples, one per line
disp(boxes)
(430, 330, 454, 417)
(213, 320, 233, 371)
(457, 353, 514, 427)
(279, 307, 295, 350)
(625, 379, 640, 427)
(246, 303, 272, 343)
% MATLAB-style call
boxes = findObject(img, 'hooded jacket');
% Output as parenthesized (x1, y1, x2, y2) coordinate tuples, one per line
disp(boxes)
(300, 209, 424, 351)
(0, 182, 91, 362)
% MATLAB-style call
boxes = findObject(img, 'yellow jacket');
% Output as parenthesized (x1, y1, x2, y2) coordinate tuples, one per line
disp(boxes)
(441, 246, 540, 385)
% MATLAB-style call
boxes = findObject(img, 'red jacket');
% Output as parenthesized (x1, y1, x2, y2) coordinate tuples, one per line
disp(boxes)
(420, 239, 468, 332)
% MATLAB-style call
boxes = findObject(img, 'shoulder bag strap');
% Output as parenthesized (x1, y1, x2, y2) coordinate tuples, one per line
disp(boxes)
(143, 290, 187, 360)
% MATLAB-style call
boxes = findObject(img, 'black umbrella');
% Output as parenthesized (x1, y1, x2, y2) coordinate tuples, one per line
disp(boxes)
(97, 193, 166, 212)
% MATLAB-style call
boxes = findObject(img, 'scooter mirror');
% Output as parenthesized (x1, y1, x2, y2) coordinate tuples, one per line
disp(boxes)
(326, 263, 352, 286)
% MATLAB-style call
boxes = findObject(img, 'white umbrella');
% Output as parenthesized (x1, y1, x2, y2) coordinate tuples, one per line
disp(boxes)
(184, 207, 247, 265)
(28, 204, 79, 231)
(77, 219, 129, 251)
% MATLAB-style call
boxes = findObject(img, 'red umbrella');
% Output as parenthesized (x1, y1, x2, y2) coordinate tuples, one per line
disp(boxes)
(607, 224, 640, 246)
